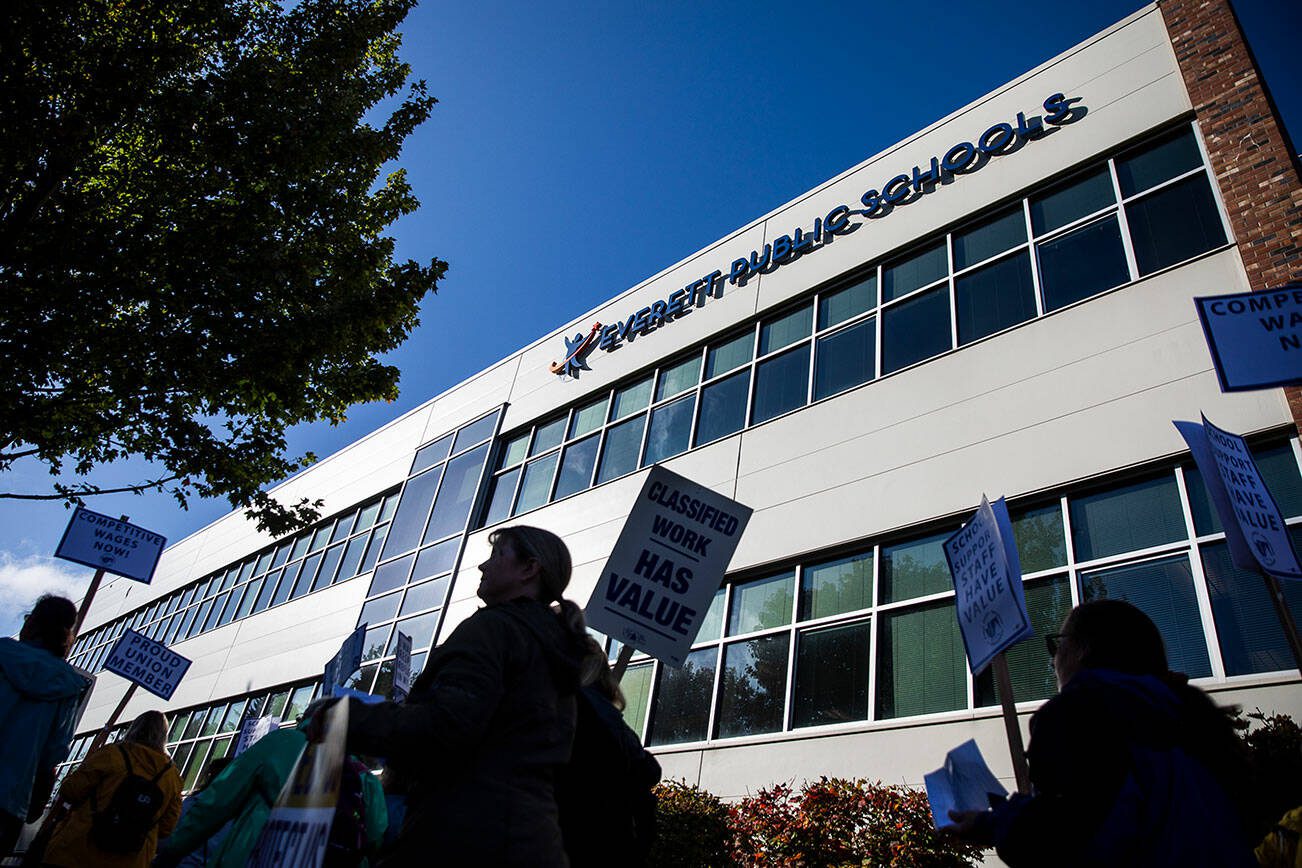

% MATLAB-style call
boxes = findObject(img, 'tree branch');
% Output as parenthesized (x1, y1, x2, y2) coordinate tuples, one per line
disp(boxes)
(0, 475, 182, 500)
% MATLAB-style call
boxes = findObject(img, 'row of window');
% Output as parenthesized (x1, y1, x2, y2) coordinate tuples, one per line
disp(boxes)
(70, 491, 400, 673)
(57, 679, 322, 797)
(611, 439, 1302, 747)
(478, 123, 1229, 530)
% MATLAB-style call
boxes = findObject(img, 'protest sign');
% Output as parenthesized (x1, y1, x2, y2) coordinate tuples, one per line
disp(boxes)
(322, 624, 367, 689)
(1176, 415, 1302, 672)
(55, 506, 166, 583)
(943, 497, 1033, 675)
(391, 630, 412, 702)
(234, 715, 278, 757)
(1176, 416, 1302, 580)
(247, 698, 347, 868)
(102, 629, 192, 701)
(1195, 284, 1302, 392)
(924, 740, 1008, 830)
(585, 466, 752, 667)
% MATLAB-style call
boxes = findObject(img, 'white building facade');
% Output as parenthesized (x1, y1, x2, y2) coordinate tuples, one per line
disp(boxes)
(63, 0, 1302, 806)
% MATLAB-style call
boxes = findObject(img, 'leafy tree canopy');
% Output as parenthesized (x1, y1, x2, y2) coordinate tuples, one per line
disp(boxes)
(0, 0, 446, 535)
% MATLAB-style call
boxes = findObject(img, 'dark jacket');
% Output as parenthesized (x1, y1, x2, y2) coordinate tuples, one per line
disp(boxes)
(0, 637, 89, 820)
(989, 668, 1256, 868)
(345, 598, 584, 868)
(557, 686, 661, 868)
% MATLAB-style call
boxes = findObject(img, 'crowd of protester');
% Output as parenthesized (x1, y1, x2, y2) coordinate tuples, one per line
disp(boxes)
(1, 525, 1296, 866)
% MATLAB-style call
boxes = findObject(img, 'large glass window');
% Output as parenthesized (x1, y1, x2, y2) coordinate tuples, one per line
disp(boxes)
(642, 395, 695, 466)
(750, 344, 809, 424)
(423, 443, 489, 541)
(800, 552, 872, 620)
(953, 205, 1025, 270)
(728, 571, 794, 635)
(1030, 166, 1115, 235)
(814, 320, 874, 400)
(553, 435, 600, 500)
(705, 332, 753, 379)
(1037, 216, 1129, 312)
(1069, 475, 1186, 562)
(597, 415, 645, 484)
(877, 600, 967, 719)
(759, 304, 812, 355)
(955, 251, 1036, 345)
(716, 635, 789, 738)
(880, 531, 952, 603)
(883, 240, 946, 302)
(514, 452, 559, 514)
(818, 274, 876, 330)
(793, 620, 871, 728)
(1126, 175, 1226, 275)
(1201, 537, 1302, 676)
(882, 286, 950, 374)
(647, 648, 716, 746)
(695, 370, 749, 446)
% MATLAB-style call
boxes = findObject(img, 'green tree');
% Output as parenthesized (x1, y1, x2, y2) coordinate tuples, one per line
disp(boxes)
(0, 0, 446, 534)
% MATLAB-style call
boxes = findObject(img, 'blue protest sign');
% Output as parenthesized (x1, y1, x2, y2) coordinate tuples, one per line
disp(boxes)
(102, 629, 192, 700)
(1195, 285, 1302, 392)
(944, 497, 1034, 675)
(1176, 416, 1302, 580)
(55, 507, 166, 583)
(322, 624, 367, 689)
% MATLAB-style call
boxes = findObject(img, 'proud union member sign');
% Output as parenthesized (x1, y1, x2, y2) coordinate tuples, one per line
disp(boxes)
(55, 507, 166, 583)
(585, 466, 752, 667)
(102, 629, 192, 701)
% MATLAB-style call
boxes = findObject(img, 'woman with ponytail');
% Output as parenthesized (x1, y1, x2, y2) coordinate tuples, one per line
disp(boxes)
(332, 525, 596, 867)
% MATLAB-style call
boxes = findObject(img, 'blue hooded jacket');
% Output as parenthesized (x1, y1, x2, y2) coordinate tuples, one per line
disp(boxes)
(0, 637, 89, 818)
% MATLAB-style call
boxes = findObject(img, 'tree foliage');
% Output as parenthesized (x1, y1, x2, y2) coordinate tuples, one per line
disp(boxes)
(0, 0, 445, 534)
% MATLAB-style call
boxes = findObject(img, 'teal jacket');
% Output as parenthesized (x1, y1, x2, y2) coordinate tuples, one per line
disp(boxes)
(0, 637, 89, 818)
(156, 726, 386, 868)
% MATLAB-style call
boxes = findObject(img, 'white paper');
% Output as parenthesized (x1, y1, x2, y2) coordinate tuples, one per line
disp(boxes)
(924, 739, 1008, 829)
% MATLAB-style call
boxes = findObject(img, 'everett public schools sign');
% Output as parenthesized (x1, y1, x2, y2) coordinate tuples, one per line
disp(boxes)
(585, 466, 752, 666)
(553, 93, 1085, 377)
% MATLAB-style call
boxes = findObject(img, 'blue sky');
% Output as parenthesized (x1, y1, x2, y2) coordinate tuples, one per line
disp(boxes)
(3, 0, 1299, 636)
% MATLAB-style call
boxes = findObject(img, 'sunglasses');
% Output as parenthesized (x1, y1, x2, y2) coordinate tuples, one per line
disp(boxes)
(1044, 632, 1068, 659)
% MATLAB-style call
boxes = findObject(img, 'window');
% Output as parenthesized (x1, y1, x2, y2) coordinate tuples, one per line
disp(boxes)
(530, 417, 566, 456)
(597, 415, 645, 483)
(642, 395, 695, 466)
(800, 551, 872, 620)
(514, 453, 558, 514)
(814, 320, 874, 400)
(877, 600, 967, 719)
(611, 378, 653, 421)
(647, 647, 715, 746)
(1126, 175, 1226, 275)
(706, 333, 753, 379)
(554, 435, 600, 500)
(716, 634, 789, 738)
(880, 531, 952, 603)
(728, 571, 793, 635)
(818, 274, 876, 329)
(411, 435, 452, 474)
(1030, 166, 1115, 235)
(955, 251, 1036, 344)
(751, 344, 809, 424)
(883, 240, 946, 302)
(482, 468, 520, 527)
(1037, 217, 1129, 312)
(794, 620, 871, 728)
(695, 370, 749, 445)
(953, 205, 1025, 270)
(975, 575, 1072, 705)
(1069, 475, 1185, 561)
(1201, 536, 1302, 675)
(759, 304, 812, 355)
(882, 286, 950, 374)
(1078, 555, 1211, 677)
(569, 397, 608, 439)
(656, 356, 702, 402)
(423, 443, 489, 541)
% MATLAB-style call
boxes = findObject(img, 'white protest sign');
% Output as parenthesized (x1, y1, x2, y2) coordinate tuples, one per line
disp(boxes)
(1195, 285, 1302, 392)
(322, 623, 367, 689)
(1176, 416, 1302, 580)
(102, 629, 192, 700)
(943, 496, 1034, 675)
(924, 740, 1008, 830)
(55, 507, 166, 583)
(234, 715, 278, 758)
(585, 466, 752, 667)
(247, 698, 347, 868)
(391, 631, 412, 702)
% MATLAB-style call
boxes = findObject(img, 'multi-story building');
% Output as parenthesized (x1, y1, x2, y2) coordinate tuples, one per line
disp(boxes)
(62, 0, 1302, 819)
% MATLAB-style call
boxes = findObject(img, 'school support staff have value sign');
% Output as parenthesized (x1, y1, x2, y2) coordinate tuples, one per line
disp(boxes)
(586, 466, 752, 667)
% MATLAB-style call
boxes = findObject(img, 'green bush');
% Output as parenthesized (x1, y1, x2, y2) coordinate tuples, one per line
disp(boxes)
(1236, 708, 1302, 840)
(651, 780, 734, 868)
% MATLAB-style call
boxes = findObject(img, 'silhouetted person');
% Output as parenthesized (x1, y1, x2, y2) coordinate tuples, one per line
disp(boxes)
(0, 595, 89, 856)
(949, 599, 1256, 867)
(325, 525, 597, 867)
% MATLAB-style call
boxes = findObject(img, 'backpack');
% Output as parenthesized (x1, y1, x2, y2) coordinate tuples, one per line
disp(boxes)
(88, 745, 171, 853)
(557, 687, 662, 868)
(322, 756, 371, 868)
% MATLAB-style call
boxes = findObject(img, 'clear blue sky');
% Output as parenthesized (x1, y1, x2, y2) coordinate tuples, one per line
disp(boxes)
(2, 0, 1299, 635)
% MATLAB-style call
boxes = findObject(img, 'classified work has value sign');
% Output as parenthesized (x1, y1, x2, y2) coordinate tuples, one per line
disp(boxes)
(55, 506, 166, 583)
(943, 496, 1034, 675)
(102, 629, 192, 701)
(586, 466, 752, 667)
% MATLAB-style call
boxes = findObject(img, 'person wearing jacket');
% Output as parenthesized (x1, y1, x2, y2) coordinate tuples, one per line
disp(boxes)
(43, 710, 182, 868)
(0, 595, 89, 857)
(153, 721, 386, 868)
(325, 525, 599, 867)
(948, 599, 1256, 867)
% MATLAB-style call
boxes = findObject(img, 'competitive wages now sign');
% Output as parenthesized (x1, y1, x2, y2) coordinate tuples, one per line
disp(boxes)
(55, 507, 166, 583)
(103, 629, 192, 701)
(586, 466, 751, 667)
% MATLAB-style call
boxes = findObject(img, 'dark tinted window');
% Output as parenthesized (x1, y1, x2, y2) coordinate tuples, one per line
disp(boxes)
(1038, 217, 1130, 312)
(955, 251, 1036, 345)
(750, 344, 810, 424)
(814, 319, 874, 400)
(882, 286, 951, 373)
(1126, 175, 1226, 275)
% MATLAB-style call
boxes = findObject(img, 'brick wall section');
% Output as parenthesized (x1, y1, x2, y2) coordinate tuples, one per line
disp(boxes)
(1157, 0, 1302, 431)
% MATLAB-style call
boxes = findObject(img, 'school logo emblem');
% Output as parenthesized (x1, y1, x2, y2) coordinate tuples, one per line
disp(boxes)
(550, 322, 602, 378)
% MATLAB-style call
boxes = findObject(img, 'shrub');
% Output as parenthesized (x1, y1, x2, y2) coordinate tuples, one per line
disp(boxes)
(1236, 708, 1302, 840)
(651, 780, 734, 868)
(729, 777, 983, 868)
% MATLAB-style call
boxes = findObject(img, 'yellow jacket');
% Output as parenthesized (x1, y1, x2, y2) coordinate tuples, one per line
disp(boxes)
(1257, 807, 1302, 868)
(44, 741, 183, 868)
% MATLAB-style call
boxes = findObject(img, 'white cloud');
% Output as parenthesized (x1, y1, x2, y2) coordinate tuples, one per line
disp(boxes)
(0, 552, 92, 638)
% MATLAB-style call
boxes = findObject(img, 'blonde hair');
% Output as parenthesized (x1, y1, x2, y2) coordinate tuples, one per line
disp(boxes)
(124, 710, 169, 753)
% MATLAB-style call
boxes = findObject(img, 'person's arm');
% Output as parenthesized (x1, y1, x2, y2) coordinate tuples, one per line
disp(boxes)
(156, 767, 184, 839)
(345, 612, 512, 765)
